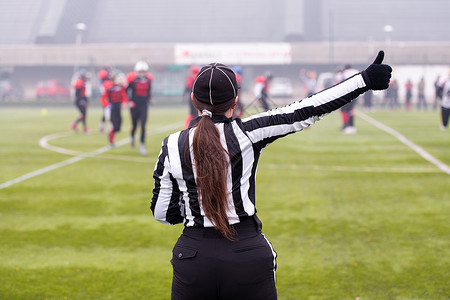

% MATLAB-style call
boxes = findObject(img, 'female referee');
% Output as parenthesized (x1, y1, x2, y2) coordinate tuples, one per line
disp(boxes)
(151, 51, 392, 300)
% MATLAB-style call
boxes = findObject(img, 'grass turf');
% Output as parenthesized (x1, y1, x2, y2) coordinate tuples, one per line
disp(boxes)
(0, 105, 449, 299)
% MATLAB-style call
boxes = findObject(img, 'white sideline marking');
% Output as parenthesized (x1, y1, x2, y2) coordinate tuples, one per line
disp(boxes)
(0, 122, 182, 189)
(0, 156, 86, 190)
(356, 110, 450, 175)
(261, 164, 441, 173)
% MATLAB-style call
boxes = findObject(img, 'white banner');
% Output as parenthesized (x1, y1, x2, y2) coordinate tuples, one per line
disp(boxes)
(174, 43, 292, 65)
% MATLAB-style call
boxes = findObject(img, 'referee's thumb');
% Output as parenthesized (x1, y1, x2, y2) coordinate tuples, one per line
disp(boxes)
(372, 50, 384, 65)
(362, 50, 392, 90)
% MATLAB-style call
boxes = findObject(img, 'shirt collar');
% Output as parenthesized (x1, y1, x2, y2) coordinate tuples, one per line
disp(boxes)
(188, 115, 233, 129)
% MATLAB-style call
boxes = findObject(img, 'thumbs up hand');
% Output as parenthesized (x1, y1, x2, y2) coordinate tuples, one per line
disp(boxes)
(361, 50, 392, 90)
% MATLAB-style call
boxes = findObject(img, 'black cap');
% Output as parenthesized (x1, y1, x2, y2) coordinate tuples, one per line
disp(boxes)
(192, 63, 238, 105)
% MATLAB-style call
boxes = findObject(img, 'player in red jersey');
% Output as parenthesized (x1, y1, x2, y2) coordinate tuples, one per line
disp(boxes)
(101, 73, 129, 147)
(184, 65, 200, 129)
(335, 65, 359, 134)
(253, 73, 272, 111)
(97, 67, 112, 133)
(126, 61, 153, 155)
(71, 70, 90, 134)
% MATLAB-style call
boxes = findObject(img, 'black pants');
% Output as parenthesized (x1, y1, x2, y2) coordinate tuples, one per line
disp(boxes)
(110, 104, 122, 133)
(442, 106, 450, 127)
(341, 101, 354, 127)
(130, 104, 148, 143)
(75, 98, 87, 125)
(171, 216, 278, 300)
(259, 93, 270, 111)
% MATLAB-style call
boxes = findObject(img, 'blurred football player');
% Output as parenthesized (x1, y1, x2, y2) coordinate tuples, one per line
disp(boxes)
(232, 65, 244, 118)
(126, 61, 153, 155)
(336, 65, 359, 134)
(184, 65, 200, 129)
(254, 72, 272, 111)
(71, 70, 90, 134)
(98, 67, 112, 133)
(439, 70, 450, 130)
(101, 72, 129, 147)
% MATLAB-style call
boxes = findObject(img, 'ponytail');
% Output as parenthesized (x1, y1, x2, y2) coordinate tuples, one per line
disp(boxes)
(192, 97, 236, 240)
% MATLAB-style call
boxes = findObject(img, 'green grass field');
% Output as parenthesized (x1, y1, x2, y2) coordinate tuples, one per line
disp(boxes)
(0, 105, 449, 299)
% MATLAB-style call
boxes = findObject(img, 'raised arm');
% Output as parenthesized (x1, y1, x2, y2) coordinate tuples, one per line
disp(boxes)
(242, 51, 392, 147)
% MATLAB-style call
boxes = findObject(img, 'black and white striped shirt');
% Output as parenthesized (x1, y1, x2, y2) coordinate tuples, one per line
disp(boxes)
(151, 72, 368, 227)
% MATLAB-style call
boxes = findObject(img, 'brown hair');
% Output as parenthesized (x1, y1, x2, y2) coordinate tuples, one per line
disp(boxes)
(191, 96, 236, 240)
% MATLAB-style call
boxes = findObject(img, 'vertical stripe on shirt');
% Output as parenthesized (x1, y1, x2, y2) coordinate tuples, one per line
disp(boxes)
(177, 129, 204, 227)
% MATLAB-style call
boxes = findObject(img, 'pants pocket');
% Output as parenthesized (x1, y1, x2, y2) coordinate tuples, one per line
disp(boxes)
(171, 242, 199, 286)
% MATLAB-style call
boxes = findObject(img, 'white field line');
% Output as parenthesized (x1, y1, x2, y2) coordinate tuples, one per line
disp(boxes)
(95, 154, 152, 163)
(356, 110, 450, 175)
(0, 122, 182, 189)
(38, 132, 84, 156)
(260, 164, 441, 173)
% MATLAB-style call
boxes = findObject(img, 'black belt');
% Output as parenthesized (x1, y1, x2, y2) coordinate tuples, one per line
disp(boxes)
(182, 214, 263, 239)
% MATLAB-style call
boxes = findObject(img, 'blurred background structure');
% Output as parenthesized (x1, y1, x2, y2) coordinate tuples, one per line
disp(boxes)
(0, 0, 449, 102)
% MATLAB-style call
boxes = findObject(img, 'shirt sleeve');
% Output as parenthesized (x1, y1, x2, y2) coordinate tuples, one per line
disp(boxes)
(242, 72, 367, 149)
(151, 138, 184, 225)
